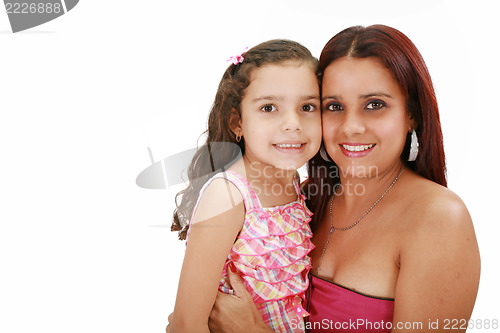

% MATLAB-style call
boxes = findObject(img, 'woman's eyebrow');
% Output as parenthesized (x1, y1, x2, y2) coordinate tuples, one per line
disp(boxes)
(360, 92, 393, 99)
(322, 95, 340, 101)
(322, 93, 393, 101)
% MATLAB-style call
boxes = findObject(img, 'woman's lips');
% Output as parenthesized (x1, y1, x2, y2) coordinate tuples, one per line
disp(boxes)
(339, 143, 375, 158)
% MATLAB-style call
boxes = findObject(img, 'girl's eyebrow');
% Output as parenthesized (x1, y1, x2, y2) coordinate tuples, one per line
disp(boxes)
(303, 95, 321, 101)
(252, 95, 282, 103)
(252, 95, 320, 102)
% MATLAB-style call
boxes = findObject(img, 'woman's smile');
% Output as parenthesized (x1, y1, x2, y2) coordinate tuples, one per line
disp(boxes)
(339, 143, 376, 157)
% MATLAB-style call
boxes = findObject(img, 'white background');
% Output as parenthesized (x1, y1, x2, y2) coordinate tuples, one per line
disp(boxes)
(1, 0, 498, 332)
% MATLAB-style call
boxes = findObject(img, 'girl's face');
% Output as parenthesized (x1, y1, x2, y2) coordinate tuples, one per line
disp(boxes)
(237, 62, 322, 171)
(321, 57, 412, 178)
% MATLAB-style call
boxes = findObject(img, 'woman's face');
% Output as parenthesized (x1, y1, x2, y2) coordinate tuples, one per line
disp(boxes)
(321, 57, 411, 178)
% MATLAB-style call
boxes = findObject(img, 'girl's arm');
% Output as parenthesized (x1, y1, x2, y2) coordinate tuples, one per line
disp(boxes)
(170, 179, 245, 333)
(392, 192, 480, 332)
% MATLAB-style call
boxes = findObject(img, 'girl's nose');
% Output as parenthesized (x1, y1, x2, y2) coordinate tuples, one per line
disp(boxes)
(281, 110, 302, 132)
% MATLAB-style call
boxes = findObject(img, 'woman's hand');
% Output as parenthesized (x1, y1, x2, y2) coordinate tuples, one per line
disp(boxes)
(209, 264, 272, 333)
(166, 313, 173, 333)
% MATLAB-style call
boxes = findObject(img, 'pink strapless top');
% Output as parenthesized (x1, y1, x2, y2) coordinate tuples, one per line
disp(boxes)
(305, 274, 394, 332)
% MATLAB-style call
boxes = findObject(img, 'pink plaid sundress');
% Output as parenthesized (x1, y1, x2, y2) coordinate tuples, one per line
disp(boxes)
(190, 170, 315, 332)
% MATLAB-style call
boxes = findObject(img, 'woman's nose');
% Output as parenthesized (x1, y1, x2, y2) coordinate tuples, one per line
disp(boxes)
(341, 111, 366, 136)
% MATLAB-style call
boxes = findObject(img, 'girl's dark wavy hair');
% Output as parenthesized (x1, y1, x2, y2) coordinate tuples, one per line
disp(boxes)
(172, 39, 318, 240)
(305, 25, 447, 231)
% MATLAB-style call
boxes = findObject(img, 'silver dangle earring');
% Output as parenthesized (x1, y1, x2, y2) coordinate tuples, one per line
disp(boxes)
(320, 146, 331, 162)
(408, 129, 419, 161)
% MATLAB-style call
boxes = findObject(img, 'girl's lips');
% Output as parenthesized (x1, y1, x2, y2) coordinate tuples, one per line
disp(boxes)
(339, 143, 376, 158)
(273, 143, 306, 154)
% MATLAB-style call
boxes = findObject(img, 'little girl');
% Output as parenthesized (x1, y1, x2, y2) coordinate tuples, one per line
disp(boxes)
(170, 39, 322, 333)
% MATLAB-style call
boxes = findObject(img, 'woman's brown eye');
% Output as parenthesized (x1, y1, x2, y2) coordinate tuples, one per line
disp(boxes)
(366, 100, 386, 110)
(326, 103, 343, 112)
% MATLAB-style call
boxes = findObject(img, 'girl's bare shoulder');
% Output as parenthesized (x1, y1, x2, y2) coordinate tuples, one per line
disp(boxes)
(191, 175, 245, 226)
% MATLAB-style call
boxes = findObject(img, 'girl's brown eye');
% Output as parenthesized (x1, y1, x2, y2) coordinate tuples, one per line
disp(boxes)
(301, 104, 317, 112)
(260, 104, 277, 112)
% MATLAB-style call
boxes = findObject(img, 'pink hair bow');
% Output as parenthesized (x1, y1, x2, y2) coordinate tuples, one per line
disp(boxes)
(227, 47, 248, 65)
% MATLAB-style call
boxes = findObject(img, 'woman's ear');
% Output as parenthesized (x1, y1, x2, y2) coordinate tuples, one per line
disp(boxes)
(408, 112, 418, 132)
(229, 108, 242, 135)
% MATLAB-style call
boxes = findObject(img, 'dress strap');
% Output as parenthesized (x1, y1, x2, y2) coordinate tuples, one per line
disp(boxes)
(192, 170, 259, 217)
(191, 170, 302, 222)
(223, 171, 302, 209)
(186, 171, 256, 242)
(292, 176, 302, 198)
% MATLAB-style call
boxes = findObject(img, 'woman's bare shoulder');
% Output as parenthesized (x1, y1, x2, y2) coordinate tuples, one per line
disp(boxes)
(400, 172, 476, 253)
(417, 178, 467, 214)
(400, 173, 474, 243)
(394, 174, 480, 324)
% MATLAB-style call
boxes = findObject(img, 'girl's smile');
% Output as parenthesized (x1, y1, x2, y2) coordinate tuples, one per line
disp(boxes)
(273, 142, 307, 154)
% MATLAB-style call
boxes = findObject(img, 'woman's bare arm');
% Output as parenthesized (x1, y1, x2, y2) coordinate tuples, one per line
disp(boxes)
(392, 191, 480, 332)
(209, 266, 273, 333)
